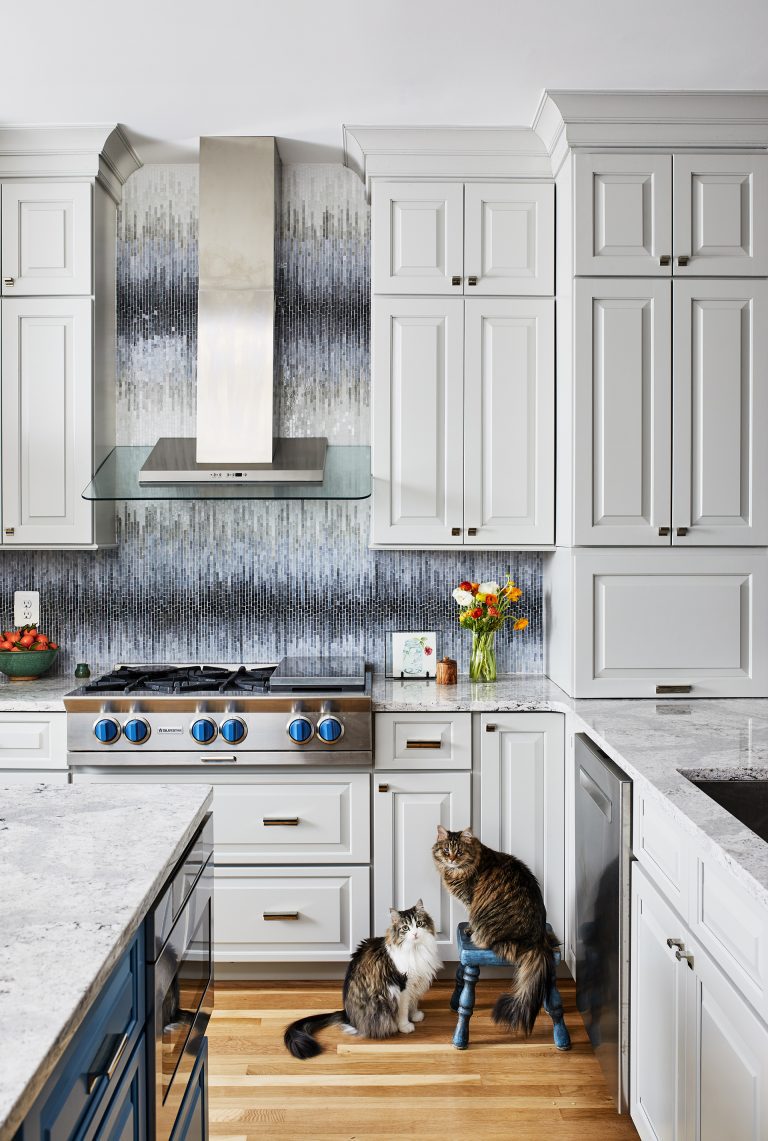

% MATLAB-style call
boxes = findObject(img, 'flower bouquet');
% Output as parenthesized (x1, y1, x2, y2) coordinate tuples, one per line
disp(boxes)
(451, 577, 528, 682)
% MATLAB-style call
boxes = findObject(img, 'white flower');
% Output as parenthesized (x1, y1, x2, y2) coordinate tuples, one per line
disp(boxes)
(452, 588, 475, 607)
(478, 581, 500, 596)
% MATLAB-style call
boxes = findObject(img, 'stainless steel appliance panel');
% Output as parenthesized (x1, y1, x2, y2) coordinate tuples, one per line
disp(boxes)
(574, 734, 632, 1114)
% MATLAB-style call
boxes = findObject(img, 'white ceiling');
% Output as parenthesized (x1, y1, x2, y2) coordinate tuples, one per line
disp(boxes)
(5, 0, 768, 164)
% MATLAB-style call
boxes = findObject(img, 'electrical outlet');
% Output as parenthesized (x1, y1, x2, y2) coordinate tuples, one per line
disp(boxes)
(14, 591, 39, 628)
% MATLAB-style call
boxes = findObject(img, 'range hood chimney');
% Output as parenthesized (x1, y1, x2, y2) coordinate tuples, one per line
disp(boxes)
(139, 136, 327, 484)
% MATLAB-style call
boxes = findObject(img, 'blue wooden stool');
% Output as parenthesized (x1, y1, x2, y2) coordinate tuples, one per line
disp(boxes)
(450, 921, 571, 1050)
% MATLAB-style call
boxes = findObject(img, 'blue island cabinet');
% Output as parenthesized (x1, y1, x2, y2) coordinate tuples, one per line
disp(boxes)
(15, 925, 209, 1140)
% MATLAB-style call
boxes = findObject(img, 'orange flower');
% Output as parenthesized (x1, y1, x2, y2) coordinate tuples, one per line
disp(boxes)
(470, 582, 479, 593)
(487, 606, 500, 618)
(485, 593, 498, 606)
(513, 617, 528, 631)
(506, 585, 523, 602)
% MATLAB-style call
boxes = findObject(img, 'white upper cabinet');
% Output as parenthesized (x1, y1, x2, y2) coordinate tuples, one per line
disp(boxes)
(575, 154, 672, 276)
(575, 152, 768, 276)
(372, 296, 464, 545)
(1, 182, 92, 296)
(372, 179, 554, 295)
(672, 280, 768, 545)
(463, 298, 554, 546)
(574, 279, 672, 545)
(1, 298, 94, 545)
(463, 183, 554, 295)
(372, 181, 464, 295)
(673, 153, 768, 276)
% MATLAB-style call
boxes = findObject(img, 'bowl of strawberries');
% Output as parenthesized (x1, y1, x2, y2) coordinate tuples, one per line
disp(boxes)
(0, 626, 59, 680)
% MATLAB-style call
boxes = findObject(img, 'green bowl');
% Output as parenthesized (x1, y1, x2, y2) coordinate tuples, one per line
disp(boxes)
(0, 647, 59, 679)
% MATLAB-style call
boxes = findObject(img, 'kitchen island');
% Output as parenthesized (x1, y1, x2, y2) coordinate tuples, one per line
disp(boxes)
(0, 783, 212, 1139)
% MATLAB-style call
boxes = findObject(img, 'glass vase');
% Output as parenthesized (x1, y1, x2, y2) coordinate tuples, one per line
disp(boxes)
(469, 629, 497, 682)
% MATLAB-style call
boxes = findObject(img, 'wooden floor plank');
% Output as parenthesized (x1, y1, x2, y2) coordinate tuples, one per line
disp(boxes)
(208, 979, 638, 1140)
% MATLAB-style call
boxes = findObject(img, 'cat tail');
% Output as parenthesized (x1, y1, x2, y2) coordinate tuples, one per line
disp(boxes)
(283, 1010, 346, 1059)
(491, 942, 554, 1036)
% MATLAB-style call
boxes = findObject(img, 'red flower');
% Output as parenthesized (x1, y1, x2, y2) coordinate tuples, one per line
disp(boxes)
(458, 581, 472, 591)
(487, 606, 500, 617)
(470, 607, 483, 619)
(424, 646, 433, 655)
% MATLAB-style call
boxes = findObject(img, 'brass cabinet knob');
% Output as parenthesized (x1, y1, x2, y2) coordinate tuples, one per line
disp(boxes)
(451, 527, 461, 536)
(467, 275, 478, 286)
(677, 255, 690, 267)
(3, 277, 14, 287)
(467, 527, 477, 536)
(676, 527, 688, 537)
(378, 783, 390, 793)
(658, 527, 670, 536)
(451, 275, 462, 286)
(659, 254, 671, 266)
(4, 528, 14, 536)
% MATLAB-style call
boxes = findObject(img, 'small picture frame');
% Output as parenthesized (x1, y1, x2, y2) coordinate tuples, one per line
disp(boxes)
(387, 631, 437, 679)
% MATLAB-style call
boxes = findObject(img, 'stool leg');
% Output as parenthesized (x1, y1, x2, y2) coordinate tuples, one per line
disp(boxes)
(452, 963, 480, 1050)
(450, 964, 464, 1013)
(543, 976, 572, 1051)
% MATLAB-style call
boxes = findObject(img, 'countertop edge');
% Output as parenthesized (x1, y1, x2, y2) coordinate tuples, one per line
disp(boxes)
(0, 788, 213, 1140)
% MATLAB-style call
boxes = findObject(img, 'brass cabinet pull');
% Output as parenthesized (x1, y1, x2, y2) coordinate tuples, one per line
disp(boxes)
(378, 783, 390, 792)
(677, 255, 690, 267)
(3, 277, 14, 287)
(451, 527, 461, 536)
(656, 685, 692, 695)
(467, 527, 478, 536)
(405, 740, 441, 749)
(485, 723, 497, 732)
(676, 527, 688, 537)
(451, 275, 462, 286)
(659, 254, 671, 266)
(3, 528, 14, 536)
(263, 912, 299, 921)
(87, 1031, 129, 1094)
(467, 275, 478, 286)
(263, 817, 299, 826)
(658, 526, 670, 536)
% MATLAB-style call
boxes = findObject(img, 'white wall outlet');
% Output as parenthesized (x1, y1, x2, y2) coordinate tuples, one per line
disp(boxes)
(14, 591, 40, 628)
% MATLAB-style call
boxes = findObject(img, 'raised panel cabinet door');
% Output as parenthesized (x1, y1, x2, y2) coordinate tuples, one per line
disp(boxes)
(1, 298, 93, 545)
(371, 297, 464, 545)
(574, 153, 672, 276)
(463, 299, 554, 546)
(672, 280, 768, 545)
(573, 279, 672, 545)
(373, 771, 471, 956)
(692, 933, 768, 1141)
(479, 713, 565, 943)
(464, 182, 554, 295)
(673, 153, 768, 276)
(630, 866, 688, 1141)
(371, 180, 464, 294)
(1, 182, 92, 295)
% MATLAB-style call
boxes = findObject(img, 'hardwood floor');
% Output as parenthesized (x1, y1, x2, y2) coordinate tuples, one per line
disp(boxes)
(208, 979, 639, 1140)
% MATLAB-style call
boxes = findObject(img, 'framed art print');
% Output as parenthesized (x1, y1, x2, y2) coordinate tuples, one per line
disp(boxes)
(387, 631, 437, 678)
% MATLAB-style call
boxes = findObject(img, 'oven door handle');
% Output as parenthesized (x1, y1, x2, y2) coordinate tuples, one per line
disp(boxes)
(199, 755, 237, 764)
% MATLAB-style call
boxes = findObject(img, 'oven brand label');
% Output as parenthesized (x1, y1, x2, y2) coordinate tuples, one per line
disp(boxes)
(158, 726, 184, 734)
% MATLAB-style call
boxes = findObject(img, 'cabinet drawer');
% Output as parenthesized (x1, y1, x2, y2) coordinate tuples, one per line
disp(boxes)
(210, 774, 370, 863)
(0, 712, 67, 769)
(214, 866, 370, 961)
(634, 787, 689, 913)
(690, 854, 768, 1020)
(32, 930, 145, 1140)
(572, 548, 768, 697)
(375, 712, 471, 769)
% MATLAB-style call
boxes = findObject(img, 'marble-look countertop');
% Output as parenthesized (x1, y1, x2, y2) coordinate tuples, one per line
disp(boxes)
(0, 674, 79, 711)
(372, 674, 768, 911)
(0, 783, 213, 1139)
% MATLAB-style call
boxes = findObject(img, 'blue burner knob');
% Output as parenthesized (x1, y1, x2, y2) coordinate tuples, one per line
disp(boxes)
(94, 717, 120, 744)
(317, 716, 343, 743)
(191, 718, 217, 744)
(123, 717, 150, 744)
(287, 716, 314, 744)
(220, 718, 247, 744)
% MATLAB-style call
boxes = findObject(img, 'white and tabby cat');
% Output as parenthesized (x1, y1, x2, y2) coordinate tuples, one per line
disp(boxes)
(284, 900, 440, 1059)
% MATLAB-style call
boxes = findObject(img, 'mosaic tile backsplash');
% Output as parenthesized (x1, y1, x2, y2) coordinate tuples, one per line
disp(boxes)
(0, 163, 543, 677)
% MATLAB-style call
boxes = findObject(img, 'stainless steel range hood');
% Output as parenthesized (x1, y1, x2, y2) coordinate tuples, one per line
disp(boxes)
(139, 136, 327, 484)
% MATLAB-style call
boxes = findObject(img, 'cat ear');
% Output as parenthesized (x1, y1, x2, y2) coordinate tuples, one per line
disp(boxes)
(389, 908, 400, 923)
(415, 898, 423, 910)
(460, 828, 474, 840)
(436, 824, 448, 840)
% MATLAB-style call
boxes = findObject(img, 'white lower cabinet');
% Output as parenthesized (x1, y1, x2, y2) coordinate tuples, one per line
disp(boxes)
(0, 711, 67, 771)
(373, 770, 471, 957)
(479, 712, 565, 944)
(632, 864, 768, 1141)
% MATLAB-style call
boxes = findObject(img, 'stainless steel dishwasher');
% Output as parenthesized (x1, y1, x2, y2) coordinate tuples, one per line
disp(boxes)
(574, 734, 632, 1113)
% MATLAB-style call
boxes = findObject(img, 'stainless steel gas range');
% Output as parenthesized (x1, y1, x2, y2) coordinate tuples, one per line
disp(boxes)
(64, 657, 373, 769)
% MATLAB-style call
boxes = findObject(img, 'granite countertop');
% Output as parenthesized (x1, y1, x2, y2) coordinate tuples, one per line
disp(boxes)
(0, 783, 213, 1139)
(0, 674, 78, 711)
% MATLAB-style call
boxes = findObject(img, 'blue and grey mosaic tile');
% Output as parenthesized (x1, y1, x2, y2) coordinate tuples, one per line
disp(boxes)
(0, 163, 542, 677)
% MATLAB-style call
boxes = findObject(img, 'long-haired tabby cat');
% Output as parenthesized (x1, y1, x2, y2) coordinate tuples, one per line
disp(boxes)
(284, 900, 440, 1059)
(433, 826, 556, 1036)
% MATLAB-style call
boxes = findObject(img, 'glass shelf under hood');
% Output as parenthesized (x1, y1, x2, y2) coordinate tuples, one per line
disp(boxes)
(82, 445, 372, 501)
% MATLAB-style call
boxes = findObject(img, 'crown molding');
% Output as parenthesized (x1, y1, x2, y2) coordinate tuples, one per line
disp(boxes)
(0, 124, 142, 203)
(342, 125, 552, 195)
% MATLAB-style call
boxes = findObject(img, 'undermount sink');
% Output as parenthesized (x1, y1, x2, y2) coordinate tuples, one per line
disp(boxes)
(687, 778, 768, 843)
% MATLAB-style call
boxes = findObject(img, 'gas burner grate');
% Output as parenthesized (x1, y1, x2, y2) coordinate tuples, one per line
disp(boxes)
(82, 665, 276, 696)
